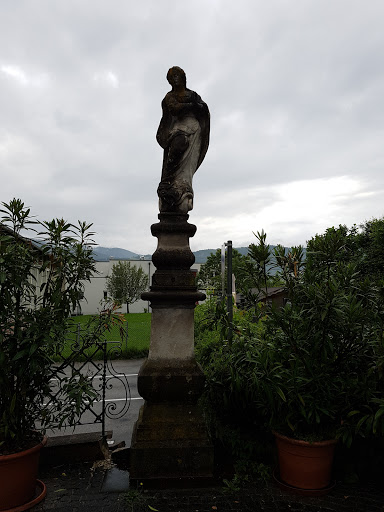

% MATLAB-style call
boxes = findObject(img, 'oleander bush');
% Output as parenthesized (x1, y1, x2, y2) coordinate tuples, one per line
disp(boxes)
(0, 199, 123, 454)
(195, 226, 384, 470)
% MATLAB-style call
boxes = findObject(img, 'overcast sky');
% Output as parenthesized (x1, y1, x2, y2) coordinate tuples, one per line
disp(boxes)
(1, 1, 383, 254)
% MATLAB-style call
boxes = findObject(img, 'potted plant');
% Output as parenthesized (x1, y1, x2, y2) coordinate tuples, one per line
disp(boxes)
(0, 199, 121, 510)
(246, 229, 384, 491)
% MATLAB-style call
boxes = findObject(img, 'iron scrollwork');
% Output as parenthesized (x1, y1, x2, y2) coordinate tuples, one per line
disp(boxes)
(46, 325, 131, 439)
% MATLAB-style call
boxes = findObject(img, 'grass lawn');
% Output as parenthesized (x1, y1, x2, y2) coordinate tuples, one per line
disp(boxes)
(57, 313, 151, 361)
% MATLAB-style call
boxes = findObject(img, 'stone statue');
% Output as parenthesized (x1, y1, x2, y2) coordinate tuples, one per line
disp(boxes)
(131, 67, 213, 483)
(156, 66, 210, 213)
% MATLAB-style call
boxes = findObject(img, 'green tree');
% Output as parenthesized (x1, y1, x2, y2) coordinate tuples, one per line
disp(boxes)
(306, 218, 384, 285)
(106, 261, 148, 313)
(236, 231, 293, 314)
(197, 248, 247, 295)
(355, 218, 384, 282)
(196, 227, 384, 448)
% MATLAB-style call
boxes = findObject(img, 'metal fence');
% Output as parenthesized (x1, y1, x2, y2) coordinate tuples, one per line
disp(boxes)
(47, 327, 131, 439)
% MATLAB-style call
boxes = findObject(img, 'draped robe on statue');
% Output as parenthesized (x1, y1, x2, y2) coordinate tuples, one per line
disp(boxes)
(156, 88, 210, 213)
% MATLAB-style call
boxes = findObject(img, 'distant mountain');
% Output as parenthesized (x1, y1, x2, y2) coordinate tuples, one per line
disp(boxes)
(92, 245, 305, 264)
(92, 247, 151, 261)
(92, 246, 241, 264)
(193, 249, 218, 264)
(92, 246, 222, 263)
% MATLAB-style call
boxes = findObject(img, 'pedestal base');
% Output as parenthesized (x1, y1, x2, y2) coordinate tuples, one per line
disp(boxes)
(138, 357, 206, 403)
(130, 402, 214, 482)
(130, 211, 213, 484)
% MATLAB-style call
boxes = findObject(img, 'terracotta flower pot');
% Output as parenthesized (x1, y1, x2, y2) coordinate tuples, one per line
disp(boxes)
(0, 436, 47, 511)
(274, 431, 337, 490)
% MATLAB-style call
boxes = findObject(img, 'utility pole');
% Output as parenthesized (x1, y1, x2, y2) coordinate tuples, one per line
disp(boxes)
(147, 261, 151, 312)
(221, 243, 225, 298)
(225, 240, 233, 344)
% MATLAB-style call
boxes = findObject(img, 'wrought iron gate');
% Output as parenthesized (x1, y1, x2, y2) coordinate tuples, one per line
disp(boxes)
(47, 327, 131, 439)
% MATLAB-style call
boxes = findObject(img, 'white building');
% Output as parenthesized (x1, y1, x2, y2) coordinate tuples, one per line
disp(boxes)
(77, 259, 202, 315)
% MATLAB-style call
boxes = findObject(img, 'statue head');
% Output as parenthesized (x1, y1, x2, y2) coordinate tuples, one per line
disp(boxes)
(167, 66, 186, 89)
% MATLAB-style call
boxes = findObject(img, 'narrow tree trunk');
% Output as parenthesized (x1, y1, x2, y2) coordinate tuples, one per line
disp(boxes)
(127, 303, 129, 314)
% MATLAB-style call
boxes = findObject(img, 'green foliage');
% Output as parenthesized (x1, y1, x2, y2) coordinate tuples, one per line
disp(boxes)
(0, 199, 124, 453)
(243, 230, 272, 298)
(195, 298, 272, 463)
(123, 487, 146, 510)
(196, 248, 247, 294)
(238, 231, 304, 315)
(195, 294, 260, 356)
(223, 460, 272, 491)
(255, 229, 383, 442)
(307, 219, 384, 285)
(196, 224, 384, 453)
(357, 218, 384, 282)
(106, 261, 148, 313)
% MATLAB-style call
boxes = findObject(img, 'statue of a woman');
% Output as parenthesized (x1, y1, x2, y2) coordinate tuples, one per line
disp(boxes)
(156, 67, 210, 213)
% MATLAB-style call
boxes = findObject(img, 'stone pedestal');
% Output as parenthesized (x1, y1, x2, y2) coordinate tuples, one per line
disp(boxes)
(130, 213, 214, 484)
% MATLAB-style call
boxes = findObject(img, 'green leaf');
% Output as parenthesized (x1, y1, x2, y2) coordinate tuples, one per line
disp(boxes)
(373, 408, 384, 434)
(356, 415, 369, 432)
(346, 410, 360, 417)
(12, 350, 28, 361)
(29, 344, 38, 356)
(276, 387, 286, 402)
(287, 419, 294, 432)
(10, 393, 17, 413)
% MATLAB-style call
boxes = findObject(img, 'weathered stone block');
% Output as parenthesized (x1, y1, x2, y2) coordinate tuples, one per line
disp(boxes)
(130, 403, 213, 480)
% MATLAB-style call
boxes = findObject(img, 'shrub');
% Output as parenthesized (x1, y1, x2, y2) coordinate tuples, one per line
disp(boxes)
(0, 199, 123, 453)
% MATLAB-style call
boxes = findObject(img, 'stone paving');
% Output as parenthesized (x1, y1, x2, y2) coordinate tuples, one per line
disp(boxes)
(32, 462, 384, 512)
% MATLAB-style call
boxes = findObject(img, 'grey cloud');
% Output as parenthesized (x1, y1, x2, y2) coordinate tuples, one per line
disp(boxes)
(1, 1, 384, 253)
